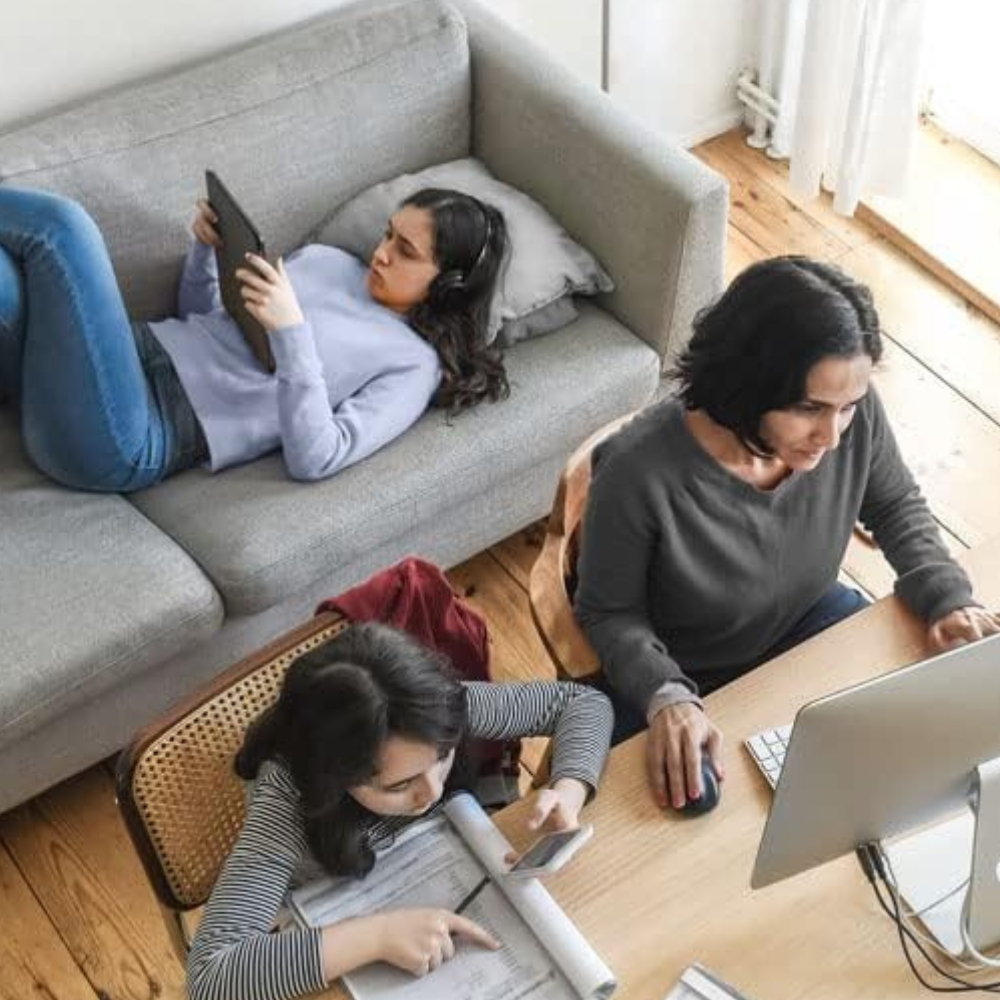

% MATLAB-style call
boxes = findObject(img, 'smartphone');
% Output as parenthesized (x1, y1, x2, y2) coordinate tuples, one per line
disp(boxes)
(505, 825, 594, 879)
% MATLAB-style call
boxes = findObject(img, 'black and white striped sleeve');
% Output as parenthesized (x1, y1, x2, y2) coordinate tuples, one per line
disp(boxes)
(462, 681, 613, 794)
(187, 762, 327, 1000)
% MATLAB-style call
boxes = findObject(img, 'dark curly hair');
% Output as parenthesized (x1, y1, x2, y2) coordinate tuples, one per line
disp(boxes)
(236, 622, 470, 878)
(670, 256, 884, 455)
(404, 188, 510, 413)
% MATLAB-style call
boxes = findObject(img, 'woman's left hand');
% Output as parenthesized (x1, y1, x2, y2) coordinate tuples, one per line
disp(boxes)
(927, 606, 1000, 652)
(235, 254, 304, 333)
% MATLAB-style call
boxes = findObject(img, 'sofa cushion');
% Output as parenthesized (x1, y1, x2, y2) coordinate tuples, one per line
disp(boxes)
(0, 413, 224, 751)
(129, 303, 660, 615)
(0, 0, 471, 321)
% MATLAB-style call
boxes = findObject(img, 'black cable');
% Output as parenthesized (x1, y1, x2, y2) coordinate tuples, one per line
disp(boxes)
(881, 866, 1000, 992)
(857, 843, 1000, 994)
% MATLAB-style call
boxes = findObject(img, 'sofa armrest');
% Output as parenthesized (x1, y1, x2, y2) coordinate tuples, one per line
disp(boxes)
(456, 0, 728, 365)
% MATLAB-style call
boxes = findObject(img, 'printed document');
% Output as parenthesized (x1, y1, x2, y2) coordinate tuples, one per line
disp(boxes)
(290, 793, 615, 1000)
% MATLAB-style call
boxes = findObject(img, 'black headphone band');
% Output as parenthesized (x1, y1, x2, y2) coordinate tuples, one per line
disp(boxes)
(466, 201, 492, 282)
(432, 198, 493, 295)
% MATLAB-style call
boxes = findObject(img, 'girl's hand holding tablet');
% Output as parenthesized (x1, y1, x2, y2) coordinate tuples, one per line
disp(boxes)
(192, 199, 222, 248)
(235, 254, 305, 333)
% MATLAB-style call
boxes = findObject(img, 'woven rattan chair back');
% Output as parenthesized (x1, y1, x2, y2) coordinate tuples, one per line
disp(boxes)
(116, 612, 349, 924)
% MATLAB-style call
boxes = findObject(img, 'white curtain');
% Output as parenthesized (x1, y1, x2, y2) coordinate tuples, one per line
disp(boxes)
(761, 0, 929, 216)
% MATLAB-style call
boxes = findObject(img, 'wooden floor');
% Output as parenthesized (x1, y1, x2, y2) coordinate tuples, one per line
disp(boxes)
(4, 128, 1000, 1000)
(864, 118, 1000, 328)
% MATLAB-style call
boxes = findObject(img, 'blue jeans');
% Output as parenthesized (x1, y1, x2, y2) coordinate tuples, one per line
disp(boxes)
(0, 187, 203, 492)
(600, 582, 872, 745)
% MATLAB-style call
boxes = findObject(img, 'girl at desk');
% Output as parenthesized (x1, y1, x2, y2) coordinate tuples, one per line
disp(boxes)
(574, 256, 1000, 812)
(187, 622, 612, 1000)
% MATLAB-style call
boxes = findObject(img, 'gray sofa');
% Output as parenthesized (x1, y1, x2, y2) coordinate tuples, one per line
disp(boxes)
(0, 0, 726, 813)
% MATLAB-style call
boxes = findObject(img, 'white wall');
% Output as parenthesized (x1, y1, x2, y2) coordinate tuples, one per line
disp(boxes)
(0, 0, 754, 147)
(484, 0, 603, 88)
(0, 0, 353, 129)
(609, 0, 760, 148)
(0, 0, 605, 130)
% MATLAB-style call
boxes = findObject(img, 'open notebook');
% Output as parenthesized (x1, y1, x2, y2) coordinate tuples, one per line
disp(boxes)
(289, 792, 616, 1000)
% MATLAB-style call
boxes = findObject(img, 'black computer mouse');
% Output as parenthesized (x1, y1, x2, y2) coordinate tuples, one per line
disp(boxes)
(672, 759, 721, 816)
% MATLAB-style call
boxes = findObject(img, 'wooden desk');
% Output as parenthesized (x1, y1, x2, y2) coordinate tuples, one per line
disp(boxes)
(494, 539, 1000, 1000)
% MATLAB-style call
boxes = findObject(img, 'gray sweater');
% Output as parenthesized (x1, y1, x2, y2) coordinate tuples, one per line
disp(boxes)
(574, 393, 974, 715)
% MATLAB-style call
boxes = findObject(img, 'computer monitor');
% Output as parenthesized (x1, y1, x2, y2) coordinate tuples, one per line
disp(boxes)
(751, 631, 1000, 955)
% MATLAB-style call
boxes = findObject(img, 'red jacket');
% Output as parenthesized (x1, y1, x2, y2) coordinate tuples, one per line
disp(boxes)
(316, 557, 490, 682)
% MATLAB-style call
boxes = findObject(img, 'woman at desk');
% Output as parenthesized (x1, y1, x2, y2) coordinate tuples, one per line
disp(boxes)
(574, 256, 1000, 812)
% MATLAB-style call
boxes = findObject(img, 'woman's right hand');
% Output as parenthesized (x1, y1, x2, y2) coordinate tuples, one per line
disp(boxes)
(192, 199, 222, 248)
(646, 702, 724, 809)
(376, 907, 501, 977)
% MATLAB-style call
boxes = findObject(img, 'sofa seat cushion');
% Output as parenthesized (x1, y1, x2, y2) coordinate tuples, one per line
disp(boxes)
(129, 303, 660, 616)
(0, 415, 224, 751)
(0, 0, 470, 321)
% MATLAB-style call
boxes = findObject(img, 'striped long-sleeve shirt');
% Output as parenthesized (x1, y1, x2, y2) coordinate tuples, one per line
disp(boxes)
(187, 680, 613, 1000)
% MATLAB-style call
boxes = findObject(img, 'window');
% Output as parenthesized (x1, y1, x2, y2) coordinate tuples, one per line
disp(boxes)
(922, 0, 1000, 166)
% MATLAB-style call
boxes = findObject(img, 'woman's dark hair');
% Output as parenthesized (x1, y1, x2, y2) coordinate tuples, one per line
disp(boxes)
(670, 256, 884, 455)
(236, 622, 468, 877)
(404, 188, 511, 413)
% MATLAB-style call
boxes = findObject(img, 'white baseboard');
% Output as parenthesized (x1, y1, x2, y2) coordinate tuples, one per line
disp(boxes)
(670, 108, 746, 150)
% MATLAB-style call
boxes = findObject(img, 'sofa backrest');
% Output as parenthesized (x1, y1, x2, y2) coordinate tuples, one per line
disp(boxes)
(0, 0, 470, 320)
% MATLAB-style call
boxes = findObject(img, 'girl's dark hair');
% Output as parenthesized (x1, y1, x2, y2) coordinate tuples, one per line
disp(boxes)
(236, 622, 468, 877)
(404, 188, 511, 413)
(671, 256, 884, 455)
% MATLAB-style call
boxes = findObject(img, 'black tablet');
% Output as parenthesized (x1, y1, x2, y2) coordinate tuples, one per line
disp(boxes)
(205, 170, 275, 374)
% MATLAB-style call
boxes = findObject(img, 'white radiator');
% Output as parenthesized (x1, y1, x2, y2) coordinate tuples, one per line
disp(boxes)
(736, 0, 809, 159)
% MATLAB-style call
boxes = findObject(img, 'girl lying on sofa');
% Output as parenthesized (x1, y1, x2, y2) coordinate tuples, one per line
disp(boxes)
(0, 185, 508, 491)
(186, 621, 612, 1000)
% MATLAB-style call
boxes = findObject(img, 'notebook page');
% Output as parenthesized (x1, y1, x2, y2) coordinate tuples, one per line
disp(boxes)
(290, 811, 582, 1000)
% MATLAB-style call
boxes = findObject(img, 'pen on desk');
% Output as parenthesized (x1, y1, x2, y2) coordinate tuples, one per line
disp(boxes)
(454, 875, 490, 915)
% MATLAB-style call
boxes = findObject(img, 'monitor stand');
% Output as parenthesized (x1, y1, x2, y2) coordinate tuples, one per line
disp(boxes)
(881, 759, 1000, 958)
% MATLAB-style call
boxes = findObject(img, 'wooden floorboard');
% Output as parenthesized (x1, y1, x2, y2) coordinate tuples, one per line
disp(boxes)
(0, 840, 99, 1000)
(5, 125, 1000, 991)
(0, 767, 188, 1000)
(696, 139, 855, 262)
(870, 338, 1000, 547)
(446, 549, 557, 776)
(866, 119, 1000, 326)
(840, 238, 1000, 427)
(701, 130, 878, 253)
(488, 520, 546, 592)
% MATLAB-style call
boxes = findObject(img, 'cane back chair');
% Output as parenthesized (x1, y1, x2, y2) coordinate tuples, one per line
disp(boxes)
(115, 610, 349, 962)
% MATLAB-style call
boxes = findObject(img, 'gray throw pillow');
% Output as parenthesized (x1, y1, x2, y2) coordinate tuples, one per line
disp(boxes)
(312, 158, 614, 345)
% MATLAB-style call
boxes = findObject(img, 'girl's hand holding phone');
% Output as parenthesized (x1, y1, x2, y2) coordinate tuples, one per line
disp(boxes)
(503, 778, 592, 875)
(235, 254, 305, 333)
(528, 777, 589, 832)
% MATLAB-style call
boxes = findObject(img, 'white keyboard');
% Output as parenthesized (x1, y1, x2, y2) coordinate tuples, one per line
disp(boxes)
(744, 724, 792, 788)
